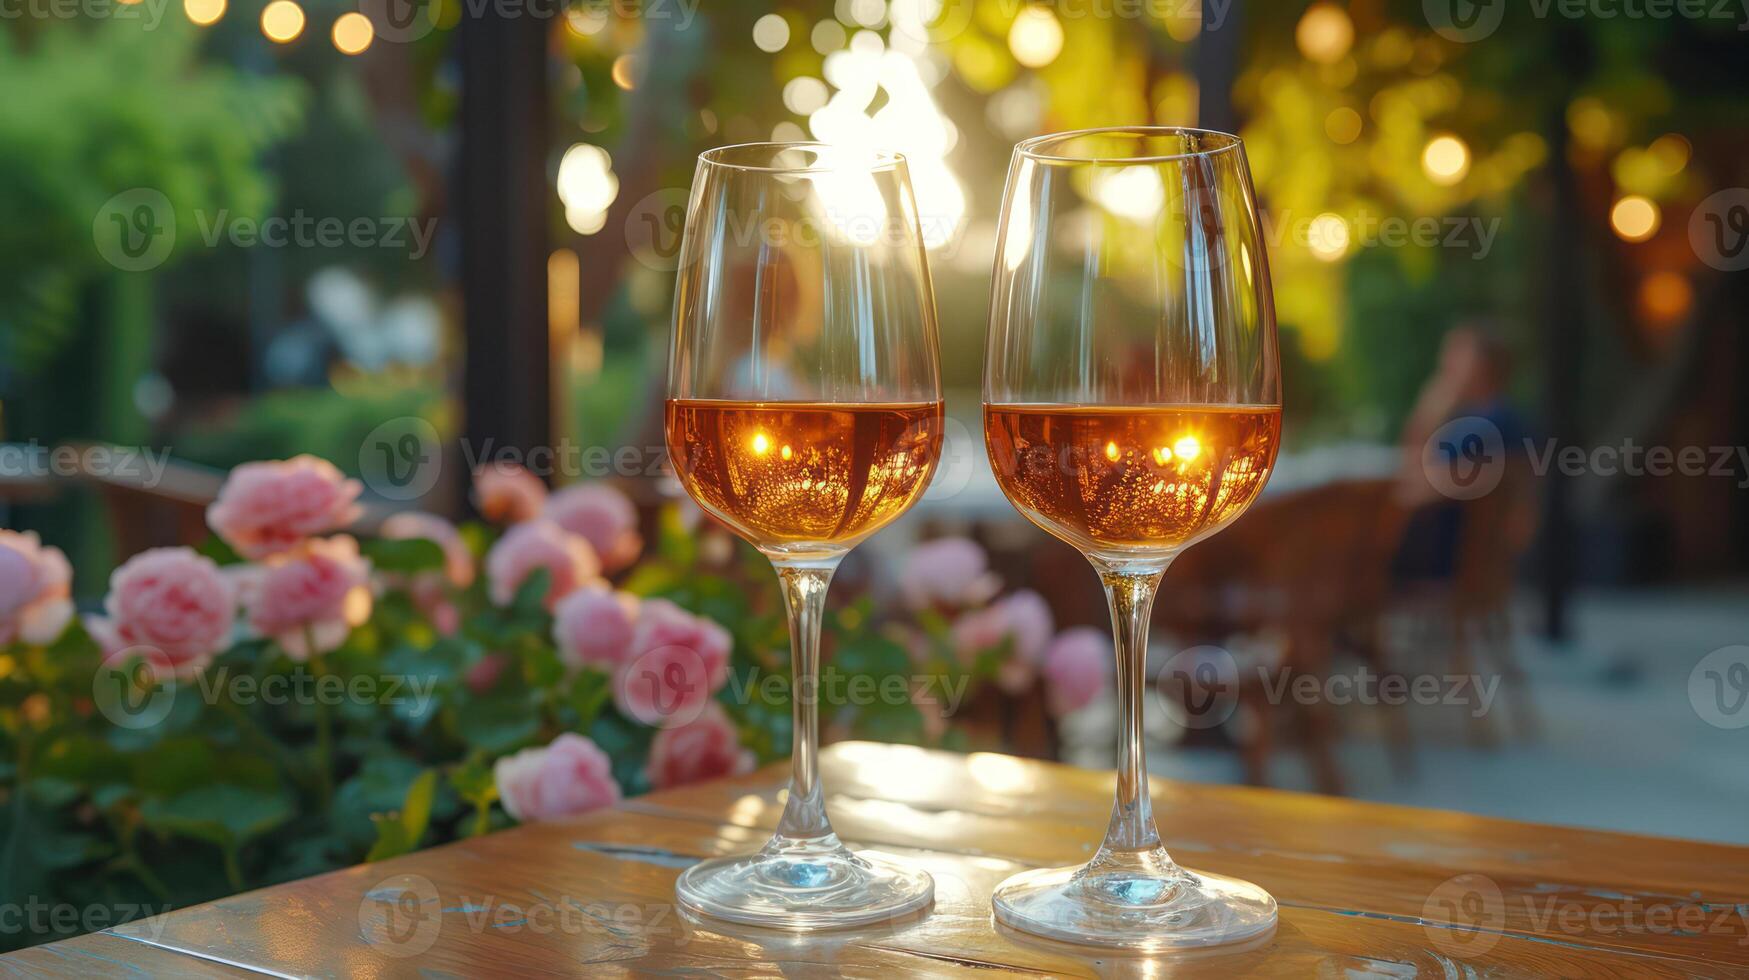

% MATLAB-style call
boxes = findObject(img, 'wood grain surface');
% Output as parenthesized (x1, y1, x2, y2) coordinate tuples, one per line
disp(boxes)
(6, 742, 1748, 977)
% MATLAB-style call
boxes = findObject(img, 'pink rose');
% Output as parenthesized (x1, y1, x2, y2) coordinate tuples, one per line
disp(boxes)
(472, 462, 547, 525)
(552, 585, 640, 671)
(993, 590, 1055, 693)
(0, 531, 74, 647)
(206, 455, 362, 560)
(466, 652, 510, 694)
(244, 536, 373, 660)
(949, 605, 1007, 663)
(483, 519, 601, 609)
(493, 732, 622, 822)
(545, 483, 642, 573)
(647, 701, 755, 790)
(948, 589, 1057, 692)
(87, 547, 236, 677)
(997, 590, 1055, 663)
(380, 512, 474, 588)
(1042, 626, 1112, 717)
(613, 599, 731, 727)
(898, 537, 1001, 611)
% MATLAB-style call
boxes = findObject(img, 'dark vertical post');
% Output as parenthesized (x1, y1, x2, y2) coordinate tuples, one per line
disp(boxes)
(1538, 28, 1590, 642)
(1196, 0, 1243, 134)
(458, 5, 550, 484)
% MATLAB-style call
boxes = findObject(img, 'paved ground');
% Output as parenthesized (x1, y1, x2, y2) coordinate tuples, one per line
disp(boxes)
(1060, 585, 1749, 845)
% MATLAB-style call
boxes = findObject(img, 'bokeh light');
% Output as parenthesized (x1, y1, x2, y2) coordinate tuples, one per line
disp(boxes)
(1638, 271, 1692, 325)
(260, 0, 305, 43)
(1421, 134, 1470, 185)
(1325, 107, 1362, 144)
(1092, 167, 1165, 222)
(1610, 195, 1660, 242)
(565, 6, 606, 35)
(1008, 7, 1064, 69)
(752, 13, 790, 53)
(332, 12, 374, 55)
(811, 19, 847, 54)
(846, 0, 885, 28)
(783, 77, 830, 116)
(1308, 213, 1350, 261)
(1295, 4, 1353, 65)
(1648, 134, 1690, 175)
(184, 0, 224, 26)
(1568, 97, 1622, 151)
(611, 55, 638, 91)
(557, 143, 619, 236)
(802, 8, 966, 250)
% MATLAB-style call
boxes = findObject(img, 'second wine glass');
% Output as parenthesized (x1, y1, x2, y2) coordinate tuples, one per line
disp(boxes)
(664, 142, 942, 929)
(983, 127, 1282, 949)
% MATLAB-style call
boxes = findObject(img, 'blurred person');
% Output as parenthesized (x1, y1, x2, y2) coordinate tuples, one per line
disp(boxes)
(1393, 325, 1536, 582)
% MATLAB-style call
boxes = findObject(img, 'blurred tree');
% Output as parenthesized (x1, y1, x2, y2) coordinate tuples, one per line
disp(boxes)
(0, 18, 301, 584)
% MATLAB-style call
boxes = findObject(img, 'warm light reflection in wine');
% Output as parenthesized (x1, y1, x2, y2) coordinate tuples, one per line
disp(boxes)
(666, 400, 943, 552)
(985, 404, 1280, 555)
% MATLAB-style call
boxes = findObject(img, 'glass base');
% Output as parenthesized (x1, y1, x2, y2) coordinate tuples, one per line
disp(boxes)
(676, 833, 934, 930)
(992, 857, 1276, 950)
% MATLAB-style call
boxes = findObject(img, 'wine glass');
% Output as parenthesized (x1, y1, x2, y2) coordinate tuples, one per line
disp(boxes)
(664, 142, 942, 929)
(983, 127, 1282, 949)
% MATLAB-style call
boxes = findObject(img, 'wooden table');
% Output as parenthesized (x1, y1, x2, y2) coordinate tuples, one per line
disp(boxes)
(7, 742, 1748, 977)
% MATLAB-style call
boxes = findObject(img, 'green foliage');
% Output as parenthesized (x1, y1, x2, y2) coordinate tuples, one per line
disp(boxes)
(364, 769, 436, 862)
(172, 380, 449, 474)
(0, 19, 303, 374)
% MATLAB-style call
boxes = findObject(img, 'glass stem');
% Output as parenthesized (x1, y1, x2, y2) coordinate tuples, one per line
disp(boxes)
(771, 559, 841, 844)
(1097, 564, 1169, 860)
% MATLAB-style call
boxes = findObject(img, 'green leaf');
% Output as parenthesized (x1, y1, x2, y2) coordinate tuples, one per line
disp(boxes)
(25, 777, 81, 809)
(834, 633, 911, 679)
(332, 756, 425, 849)
(565, 671, 613, 730)
(34, 732, 126, 787)
(33, 828, 111, 869)
(454, 694, 540, 754)
(620, 561, 681, 597)
(360, 537, 448, 574)
(142, 786, 293, 849)
(365, 768, 436, 862)
(130, 736, 216, 797)
(449, 758, 497, 806)
(655, 504, 698, 568)
(399, 769, 436, 842)
(510, 567, 551, 616)
(196, 533, 244, 567)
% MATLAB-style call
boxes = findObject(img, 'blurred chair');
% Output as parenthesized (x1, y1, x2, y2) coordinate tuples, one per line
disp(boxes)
(1392, 469, 1540, 747)
(71, 449, 225, 557)
(1156, 479, 1411, 794)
